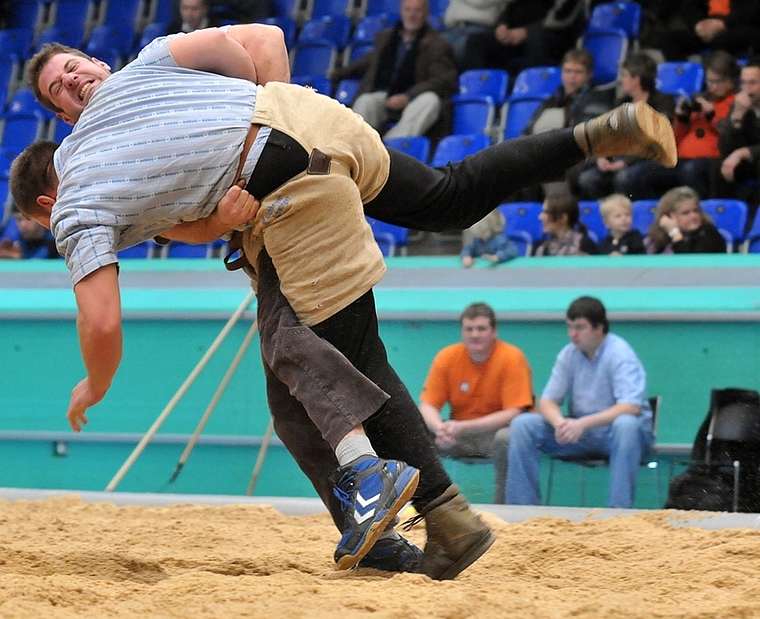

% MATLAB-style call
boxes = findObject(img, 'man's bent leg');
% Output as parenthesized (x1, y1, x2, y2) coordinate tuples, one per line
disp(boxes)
(384, 92, 441, 139)
(506, 413, 551, 505)
(607, 414, 651, 509)
(351, 91, 389, 131)
(490, 427, 510, 504)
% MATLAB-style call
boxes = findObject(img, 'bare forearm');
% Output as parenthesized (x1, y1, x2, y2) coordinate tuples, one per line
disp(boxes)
(539, 398, 566, 427)
(161, 214, 229, 244)
(419, 401, 444, 432)
(456, 408, 522, 435)
(581, 402, 640, 430)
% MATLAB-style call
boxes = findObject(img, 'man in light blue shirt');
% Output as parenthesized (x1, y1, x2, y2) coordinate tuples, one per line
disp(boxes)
(506, 296, 653, 508)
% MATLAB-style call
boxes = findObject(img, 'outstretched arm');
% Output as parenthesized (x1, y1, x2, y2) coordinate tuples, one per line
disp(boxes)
(68, 264, 122, 431)
(168, 24, 290, 85)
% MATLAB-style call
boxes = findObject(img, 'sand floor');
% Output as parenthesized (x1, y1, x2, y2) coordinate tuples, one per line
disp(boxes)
(1, 496, 760, 618)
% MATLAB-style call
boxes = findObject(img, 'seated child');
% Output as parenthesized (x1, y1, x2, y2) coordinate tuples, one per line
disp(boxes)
(596, 194, 646, 255)
(0, 207, 58, 259)
(460, 209, 519, 267)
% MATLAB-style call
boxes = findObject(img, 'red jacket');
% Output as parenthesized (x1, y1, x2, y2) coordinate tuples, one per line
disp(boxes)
(674, 93, 735, 159)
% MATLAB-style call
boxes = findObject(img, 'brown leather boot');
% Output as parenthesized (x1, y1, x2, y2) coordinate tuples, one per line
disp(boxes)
(573, 101, 677, 167)
(414, 485, 495, 580)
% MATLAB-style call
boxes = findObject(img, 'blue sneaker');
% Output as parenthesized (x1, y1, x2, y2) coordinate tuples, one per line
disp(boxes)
(332, 458, 419, 570)
(358, 535, 424, 573)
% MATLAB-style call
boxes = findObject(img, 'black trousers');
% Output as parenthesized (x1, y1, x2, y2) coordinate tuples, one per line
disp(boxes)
(252, 128, 585, 528)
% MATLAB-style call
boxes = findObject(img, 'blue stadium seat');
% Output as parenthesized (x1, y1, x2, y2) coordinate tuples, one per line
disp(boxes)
(310, 0, 352, 19)
(429, 0, 449, 17)
(742, 210, 760, 253)
(257, 16, 297, 48)
(505, 229, 533, 257)
(0, 146, 17, 178)
(0, 29, 34, 60)
(429, 133, 490, 167)
(291, 74, 333, 95)
(118, 240, 160, 259)
(272, 0, 305, 23)
(290, 40, 338, 77)
(7, 1, 50, 37)
(165, 241, 215, 258)
(581, 27, 628, 87)
(364, 0, 402, 17)
(0, 54, 20, 105)
(86, 24, 136, 60)
(631, 199, 658, 234)
(334, 78, 360, 105)
(0, 114, 46, 151)
(451, 96, 495, 136)
(457, 69, 509, 105)
(700, 198, 748, 247)
(51, 0, 98, 34)
(503, 96, 543, 139)
(383, 136, 431, 162)
(351, 14, 389, 43)
(587, 2, 642, 43)
(510, 66, 561, 100)
(49, 118, 74, 142)
(6, 87, 55, 120)
(578, 200, 607, 241)
(152, 0, 173, 23)
(299, 14, 352, 48)
(656, 61, 705, 97)
(344, 40, 374, 65)
(498, 201, 545, 244)
(135, 21, 169, 53)
(101, 0, 146, 30)
(35, 25, 86, 50)
(365, 216, 409, 257)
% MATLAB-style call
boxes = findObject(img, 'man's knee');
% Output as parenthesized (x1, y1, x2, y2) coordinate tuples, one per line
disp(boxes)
(609, 414, 644, 448)
(509, 412, 543, 442)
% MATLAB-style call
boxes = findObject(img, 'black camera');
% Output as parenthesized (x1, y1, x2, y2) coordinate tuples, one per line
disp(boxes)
(680, 96, 702, 114)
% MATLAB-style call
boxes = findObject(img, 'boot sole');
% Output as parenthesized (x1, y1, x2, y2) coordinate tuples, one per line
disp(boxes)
(335, 468, 420, 570)
(633, 102, 677, 168)
(433, 530, 497, 581)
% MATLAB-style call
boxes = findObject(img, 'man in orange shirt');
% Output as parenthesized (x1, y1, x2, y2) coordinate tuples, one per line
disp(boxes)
(419, 302, 533, 503)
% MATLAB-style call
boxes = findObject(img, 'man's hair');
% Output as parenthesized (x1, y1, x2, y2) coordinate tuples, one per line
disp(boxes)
(599, 193, 632, 220)
(704, 50, 740, 83)
(10, 140, 59, 219)
(543, 193, 580, 227)
(567, 296, 609, 334)
(27, 43, 92, 113)
(562, 48, 594, 74)
(460, 302, 496, 329)
(744, 56, 760, 72)
(623, 52, 657, 92)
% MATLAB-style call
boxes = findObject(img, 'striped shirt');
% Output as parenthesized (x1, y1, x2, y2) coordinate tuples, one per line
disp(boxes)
(52, 30, 268, 285)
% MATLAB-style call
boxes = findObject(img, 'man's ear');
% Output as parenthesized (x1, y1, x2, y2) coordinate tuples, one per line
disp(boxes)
(56, 111, 76, 125)
(91, 57, 112, 72)
(36, 194, 55, 214)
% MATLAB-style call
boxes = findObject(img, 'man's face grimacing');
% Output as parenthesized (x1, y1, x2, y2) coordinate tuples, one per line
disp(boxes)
(38, 52, 111, 124)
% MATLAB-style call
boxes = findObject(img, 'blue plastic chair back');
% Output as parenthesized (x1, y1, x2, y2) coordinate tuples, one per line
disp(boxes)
(310, 0, 351, 18)
(291, 40, 337, 77)
(498, 201, 544, 243)
(299, 15, 352, 48)
(510, 66, 561, 99)
(656, 61, 705, 97)
(700, 198, 748, 243)
(430, 134, 490, 167)
(335, 78, 361, 105)
(346, 40, 374, 64)
(0, 28, 34, 60)
(352, 15, 388, 42)
(578, 200, 608, 240)
(383, 136, 431, 163)
(458, 69, 509, 105)
(291, 74, 333, 96)
(452, 97, 494, 135)
(631, 199, 658, 235)
(503, 97, 543, 139)
(587, 2, 642, 40)
(365, 216, 409, 257)
(581, 28, 628, 86)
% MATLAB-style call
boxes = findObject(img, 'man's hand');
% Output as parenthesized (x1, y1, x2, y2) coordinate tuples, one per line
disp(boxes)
(215, 181, 260, 229)
(554, 418, 586, 444)
(66, 377, 107, 431)
(385, 94, 410, 111)
(695, 18, 725, 42)
(0, 238, 22, 259)
(435, 420, 462, 449)
(721, 147, 752, 182)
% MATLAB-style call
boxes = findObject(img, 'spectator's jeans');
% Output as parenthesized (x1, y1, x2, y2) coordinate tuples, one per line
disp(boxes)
(352, 91, 442, 138)
(505, 412, 654, 508)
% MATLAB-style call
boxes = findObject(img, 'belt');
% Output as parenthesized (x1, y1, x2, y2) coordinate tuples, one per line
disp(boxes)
(224, 129, 332, 274)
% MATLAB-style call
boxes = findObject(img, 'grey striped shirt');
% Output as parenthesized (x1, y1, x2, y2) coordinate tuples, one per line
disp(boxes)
(52, 30, 267, 285)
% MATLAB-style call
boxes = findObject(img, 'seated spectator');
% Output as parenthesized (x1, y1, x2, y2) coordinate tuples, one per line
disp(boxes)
(419, 302, 534, 504)
(645, 186, 727, 254)
(460, 209, 519, 267)
(533, 193, 597, 256)
(459, 0, 587, 74)
(576, 53, 676, 201)
(168, 0, 222, 34)
(657, 0, 760, 62)
(0, 208, 58, 259)
(440, 0, 508, 70)
(506, 296, 654, 509)
(596, 194, 646, 256)
(717, 57, 760, 207)
(331, 0, 458, 141)
(640, 50, 739, 200)
(522, 48, 615, 197)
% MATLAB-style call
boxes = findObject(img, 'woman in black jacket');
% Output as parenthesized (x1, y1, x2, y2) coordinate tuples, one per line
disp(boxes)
(645, 186, 727, 253)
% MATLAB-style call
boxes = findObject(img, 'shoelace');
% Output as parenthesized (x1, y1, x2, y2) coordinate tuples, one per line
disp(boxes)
(332, 470, 356, 511)
(401, 513, 424, 531)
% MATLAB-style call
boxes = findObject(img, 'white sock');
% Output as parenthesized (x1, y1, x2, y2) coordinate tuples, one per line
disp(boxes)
(335, 434, 377, 466)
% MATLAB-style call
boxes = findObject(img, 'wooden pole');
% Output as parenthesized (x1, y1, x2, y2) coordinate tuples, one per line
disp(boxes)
(247, 418, 275, 496)
(104, 289, 255, 492)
